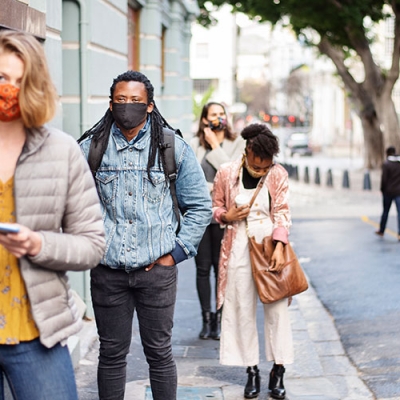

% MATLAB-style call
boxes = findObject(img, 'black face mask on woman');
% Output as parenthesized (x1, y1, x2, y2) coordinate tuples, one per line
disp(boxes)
(112, 102, 148, 130)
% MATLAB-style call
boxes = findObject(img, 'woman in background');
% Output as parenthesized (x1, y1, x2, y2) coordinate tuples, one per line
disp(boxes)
(0, 30, 105, 400)
(190, 102, 245, 340)
(212, 123, 293, 399)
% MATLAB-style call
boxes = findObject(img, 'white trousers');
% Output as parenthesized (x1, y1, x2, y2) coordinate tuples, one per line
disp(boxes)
(219, 219, 294, 367)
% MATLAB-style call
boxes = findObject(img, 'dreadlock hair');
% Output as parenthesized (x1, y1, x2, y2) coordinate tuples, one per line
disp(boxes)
(241, 123, 279, 160)
(78, 70, 174, 182)
(195, 102, 236, 150)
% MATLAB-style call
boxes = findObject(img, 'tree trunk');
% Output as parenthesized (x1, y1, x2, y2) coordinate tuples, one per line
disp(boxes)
(374, 91, 400, 156)
(358, 111, 384, 169)
(316, 39, 386, 168)
(349, 91, 384, 169)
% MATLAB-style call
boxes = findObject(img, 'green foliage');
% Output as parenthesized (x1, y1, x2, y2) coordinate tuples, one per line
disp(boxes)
(198, 0, 393, 51)
(192, 85, 215, 121)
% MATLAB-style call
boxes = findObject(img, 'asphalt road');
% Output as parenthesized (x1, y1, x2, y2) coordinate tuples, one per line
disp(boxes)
(288, 177, 400, 400)
(292, 215, 400, 399)
(75, 174, 400, 400)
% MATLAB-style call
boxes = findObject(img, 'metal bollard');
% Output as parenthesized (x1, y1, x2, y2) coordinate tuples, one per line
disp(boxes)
(304, 166, 310, 183)
(326, 169, 333, 187)
(287, 164, 293, 177)
(293, 165, 299, 181)
(363, 170, 372, 190)
(342, 170, 350, 188)
(314, 167, 321, 185)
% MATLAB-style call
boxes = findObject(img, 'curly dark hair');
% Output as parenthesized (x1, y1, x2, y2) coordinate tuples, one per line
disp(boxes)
(386, 146, 396, 156)
(195, 102, 236, 149)
(78, 71, 173, 182)
(241, 123, 279, 159)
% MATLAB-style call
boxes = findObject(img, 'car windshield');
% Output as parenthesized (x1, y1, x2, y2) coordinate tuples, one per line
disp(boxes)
(290, 133, 308, 142)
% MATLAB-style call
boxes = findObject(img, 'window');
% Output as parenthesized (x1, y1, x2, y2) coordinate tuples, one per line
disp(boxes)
(385, 37, 394, 60)
(385, 15, 395, 36)
(193, 79, 213, 94)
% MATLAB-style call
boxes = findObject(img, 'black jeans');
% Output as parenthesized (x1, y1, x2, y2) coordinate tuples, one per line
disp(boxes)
(91, 263, 178, 400)
(194, 224, 224, 313)
(379, 194, 400, 234)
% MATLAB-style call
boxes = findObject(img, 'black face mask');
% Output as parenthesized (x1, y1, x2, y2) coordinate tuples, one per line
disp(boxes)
(112, 102, 148, 130)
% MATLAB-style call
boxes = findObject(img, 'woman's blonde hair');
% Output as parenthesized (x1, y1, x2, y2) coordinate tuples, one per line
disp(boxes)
(0, 30, 58, 128)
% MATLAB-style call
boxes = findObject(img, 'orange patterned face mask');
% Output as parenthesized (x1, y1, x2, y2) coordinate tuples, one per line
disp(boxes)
(0, 83, 21, 122)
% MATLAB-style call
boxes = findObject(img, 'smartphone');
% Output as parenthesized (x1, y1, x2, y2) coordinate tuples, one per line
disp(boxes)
(0, 223, 20, 234)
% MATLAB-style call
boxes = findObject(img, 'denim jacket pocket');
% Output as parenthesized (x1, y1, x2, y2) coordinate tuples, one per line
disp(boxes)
(95, 172, 118, 204)
(143, 171, 167, 203)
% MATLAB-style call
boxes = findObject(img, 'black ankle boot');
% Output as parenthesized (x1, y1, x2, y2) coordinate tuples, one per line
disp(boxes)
(268, 363, 286, 399)
(210, 311, 221, 340)
(199, 312, 213, 339)
(244, 365, 260, 399)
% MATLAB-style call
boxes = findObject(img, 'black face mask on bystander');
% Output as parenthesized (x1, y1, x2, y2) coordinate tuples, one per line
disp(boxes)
(112, 102, 147, 130)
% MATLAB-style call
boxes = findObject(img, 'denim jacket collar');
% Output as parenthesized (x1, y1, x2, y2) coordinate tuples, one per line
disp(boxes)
(111, 117, 151, 151)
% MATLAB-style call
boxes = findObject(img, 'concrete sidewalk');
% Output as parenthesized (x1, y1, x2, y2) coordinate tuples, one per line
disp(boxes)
(74, 179, 386, 400)
(119, 271, 374, 400)
(74, 264, 374, 400)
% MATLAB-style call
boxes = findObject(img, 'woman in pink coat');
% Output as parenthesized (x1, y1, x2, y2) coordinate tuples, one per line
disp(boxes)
(212, 123, 293, 400)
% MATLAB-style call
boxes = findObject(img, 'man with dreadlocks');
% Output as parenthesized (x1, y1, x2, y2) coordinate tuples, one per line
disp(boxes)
(78, 71, 212, 400)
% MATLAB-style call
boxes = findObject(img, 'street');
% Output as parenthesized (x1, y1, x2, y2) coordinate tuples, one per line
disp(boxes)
(289, 178, 400, 399)
(75, 161, 400, 400)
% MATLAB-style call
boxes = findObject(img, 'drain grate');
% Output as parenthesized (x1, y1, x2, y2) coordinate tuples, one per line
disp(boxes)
(145, 386, 223, 399)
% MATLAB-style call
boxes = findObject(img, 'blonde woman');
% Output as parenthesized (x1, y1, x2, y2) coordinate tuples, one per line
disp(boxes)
(0, 30, 105, 400)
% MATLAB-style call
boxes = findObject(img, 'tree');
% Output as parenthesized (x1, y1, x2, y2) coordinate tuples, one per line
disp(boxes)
(198, 0, 400, 168)
(238, 79, 271, 115)
(284, 65, 313, 126)
(192, 85, 214, 121)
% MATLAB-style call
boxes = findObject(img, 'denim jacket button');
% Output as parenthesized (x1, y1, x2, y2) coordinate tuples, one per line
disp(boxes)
(129, 148, 133, 152)
(126, 248, 131, 252)
(129, 162, 133, 166)
(129, 220, 133, 224)
(129, 192, 133, 196)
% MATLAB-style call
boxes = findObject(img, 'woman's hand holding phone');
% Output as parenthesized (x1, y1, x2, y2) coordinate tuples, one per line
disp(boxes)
(0, 223, 42, 258)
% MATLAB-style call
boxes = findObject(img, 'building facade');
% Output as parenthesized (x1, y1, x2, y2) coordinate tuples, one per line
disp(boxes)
(1, 0, 198, 314)
(190, 7, 363, 153)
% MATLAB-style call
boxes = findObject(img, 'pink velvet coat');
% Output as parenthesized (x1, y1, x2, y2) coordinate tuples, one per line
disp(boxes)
(212, 157, 292, 310)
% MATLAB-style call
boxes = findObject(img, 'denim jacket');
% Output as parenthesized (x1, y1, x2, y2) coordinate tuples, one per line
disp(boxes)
(80, 120, 212, 270)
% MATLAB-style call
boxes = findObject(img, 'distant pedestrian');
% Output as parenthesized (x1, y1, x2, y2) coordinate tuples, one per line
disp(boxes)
(0, 30, 105, 400)
(376, 146, 400, 241)
(212, 123, 294, 399)
(78, 70, 212, 400)
(190, 102, 245, 340)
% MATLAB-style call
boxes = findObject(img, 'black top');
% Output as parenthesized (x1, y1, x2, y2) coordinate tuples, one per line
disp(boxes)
(381, 157, 400, 196)
(242, 166, 261, 189)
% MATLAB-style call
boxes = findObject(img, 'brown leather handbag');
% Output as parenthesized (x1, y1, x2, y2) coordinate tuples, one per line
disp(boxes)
(246, 173, 308, 304)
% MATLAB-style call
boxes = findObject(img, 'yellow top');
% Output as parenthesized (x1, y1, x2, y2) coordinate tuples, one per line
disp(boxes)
(0, 177, 39, 344)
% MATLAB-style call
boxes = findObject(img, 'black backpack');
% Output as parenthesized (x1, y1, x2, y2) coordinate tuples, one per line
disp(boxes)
(86, 127, 182, 232)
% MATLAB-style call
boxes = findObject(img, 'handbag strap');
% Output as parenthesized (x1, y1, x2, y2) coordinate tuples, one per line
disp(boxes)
(248, 171, 269, 209)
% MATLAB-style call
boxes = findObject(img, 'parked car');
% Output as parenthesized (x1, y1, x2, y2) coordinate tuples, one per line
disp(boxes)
(286, 132, 313, 156)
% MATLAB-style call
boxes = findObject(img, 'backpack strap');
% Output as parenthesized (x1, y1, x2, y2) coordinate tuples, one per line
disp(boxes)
(88, 139, 104, 178)
(162, 127, 181, 233)
(87, 126, 112, 179)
